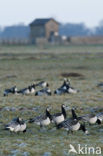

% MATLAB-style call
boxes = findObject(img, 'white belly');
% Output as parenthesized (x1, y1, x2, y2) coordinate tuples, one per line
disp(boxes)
(42, 82, 46, 88)
(30, 88, 35, 93)
(24, 89, 30, 94)
(72, 122, 80, 131)
(89, 116, 97, 124)
(41, 117, 50, 126)
(20, 124, 26, 131)
(54, 115, 64, 124)
(68, 88, 77, 93)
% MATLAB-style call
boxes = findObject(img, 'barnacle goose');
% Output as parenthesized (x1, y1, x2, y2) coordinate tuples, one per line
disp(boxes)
(29, 107, 52, 127)
(5, 117, 26, 133)
(72, 108, 98, 125)
(97, 82, 103, 88)
(54, 79, 69, 95)
(17, 86, 31, 95)
(4, 86, 17, 96)
(51, 104, 67, 124)
(56, 118, 88, 134)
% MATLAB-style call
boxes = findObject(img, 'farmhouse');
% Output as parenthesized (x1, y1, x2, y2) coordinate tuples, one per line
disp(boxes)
(29, 18, 59, 44)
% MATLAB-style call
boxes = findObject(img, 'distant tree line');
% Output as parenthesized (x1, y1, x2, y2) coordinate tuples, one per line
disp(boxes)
(59, 23, 91, 36)
(0, 25, 30, 39)
(0, 22, 103, 39)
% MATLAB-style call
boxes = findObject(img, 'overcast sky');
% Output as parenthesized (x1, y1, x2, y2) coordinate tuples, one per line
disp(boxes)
(0, 0, 103, 27)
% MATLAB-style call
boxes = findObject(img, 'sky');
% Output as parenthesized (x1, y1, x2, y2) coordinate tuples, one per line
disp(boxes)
(0, 0, 103, 28)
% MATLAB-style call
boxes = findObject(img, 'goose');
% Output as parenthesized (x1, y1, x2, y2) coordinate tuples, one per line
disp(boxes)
(61, 78, 79, 94)
(96, 112, 103, 124)
(36, 81, 49, 88)
(35, 88, 51, 96)
(5, 117, 26, 133)
(4, 86, 17, 96)
(54, 87, 68, 95)
(54, 79, 69, 95)
(56, 118, 88, 134)
(71, 109, 98, 125)
(97, 82, 103, 88)
(29, 107, 52, 127)
(17, 86, 31, 95)
(51, 104, 67, 124)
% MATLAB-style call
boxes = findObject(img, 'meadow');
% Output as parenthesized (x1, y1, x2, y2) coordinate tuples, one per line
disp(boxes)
(0, 44, 103, 156)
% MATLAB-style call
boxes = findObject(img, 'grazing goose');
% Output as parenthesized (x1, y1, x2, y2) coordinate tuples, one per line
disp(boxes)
(4, 86, 17, 96)
(36, 81, 49, 88)
(51, 104, 67, 124)
(17, 86, 31, 95)
(35, 88, 51, 96)
(56, 118, 88, 134)
(72, 109, 98, 125)
(96, 112, 103, 124)
(29, 107, 52, 127)
(5, 117, 26, 133)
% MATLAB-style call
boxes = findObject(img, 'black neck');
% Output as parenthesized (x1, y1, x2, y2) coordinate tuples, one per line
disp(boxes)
(96, 119, 101, 125)
(12, 88, 17, 93)
(79, 124, 86, 133)
(72, 109, 78, 120)
(46, 109, 52, 121)
(16, 118, 20, 123)
(62, 106, 66, 119)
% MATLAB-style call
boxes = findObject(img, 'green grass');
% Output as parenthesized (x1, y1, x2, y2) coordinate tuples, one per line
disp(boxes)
(0, 44, 103, 155)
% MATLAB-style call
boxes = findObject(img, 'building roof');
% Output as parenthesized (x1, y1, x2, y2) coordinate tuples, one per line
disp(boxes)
(30, 18, 59, 26)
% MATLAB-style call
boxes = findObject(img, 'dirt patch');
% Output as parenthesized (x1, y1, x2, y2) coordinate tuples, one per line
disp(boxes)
(61, 72, 84, 78)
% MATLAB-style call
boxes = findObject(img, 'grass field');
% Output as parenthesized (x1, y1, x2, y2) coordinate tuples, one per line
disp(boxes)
(0, 44, 103, 156)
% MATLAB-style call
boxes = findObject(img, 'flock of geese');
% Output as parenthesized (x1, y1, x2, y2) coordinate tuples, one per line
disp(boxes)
(3, 78, 103, 135)
(3, 78, 78, 96)
(4, 104, 103, 135)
